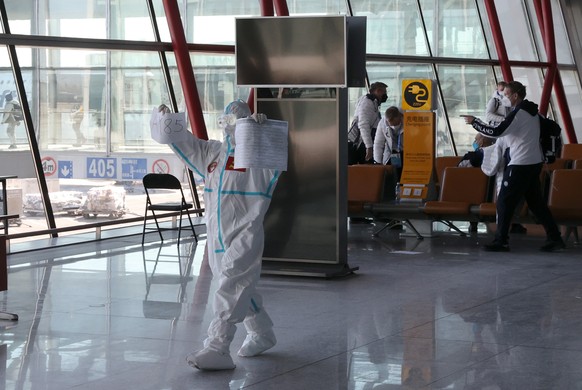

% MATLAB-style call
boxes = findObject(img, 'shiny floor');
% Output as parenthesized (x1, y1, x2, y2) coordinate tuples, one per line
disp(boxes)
(2, 222, 582, 389)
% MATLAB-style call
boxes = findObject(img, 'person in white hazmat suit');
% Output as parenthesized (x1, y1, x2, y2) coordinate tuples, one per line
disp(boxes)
(165, 100, 280, 371)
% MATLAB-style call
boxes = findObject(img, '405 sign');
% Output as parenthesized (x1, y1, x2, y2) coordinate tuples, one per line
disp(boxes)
(86, 157, 117, 179)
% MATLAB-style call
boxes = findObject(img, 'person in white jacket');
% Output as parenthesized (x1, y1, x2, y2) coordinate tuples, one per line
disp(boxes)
(485, 81, 511, 126)
(160, 100, 281, 370)
(348, 82, 388, 164)
(373, 106, 404, 167)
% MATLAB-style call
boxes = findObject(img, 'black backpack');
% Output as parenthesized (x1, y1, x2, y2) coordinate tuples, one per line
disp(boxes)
(11, 102, 24, 122)
(538, 115, 563, 164)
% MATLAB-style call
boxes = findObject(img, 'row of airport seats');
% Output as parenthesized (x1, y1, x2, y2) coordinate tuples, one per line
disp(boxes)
(347, 165, 396, 218)
(348, 144, 582, 242)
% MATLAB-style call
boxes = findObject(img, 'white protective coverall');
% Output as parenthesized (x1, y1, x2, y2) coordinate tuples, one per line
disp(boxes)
(169, 100, 280, 370)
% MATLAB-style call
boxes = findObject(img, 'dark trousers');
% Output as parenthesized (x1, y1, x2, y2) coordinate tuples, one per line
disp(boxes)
(348, 142, 373, 165)
(495, 163, 561, 244)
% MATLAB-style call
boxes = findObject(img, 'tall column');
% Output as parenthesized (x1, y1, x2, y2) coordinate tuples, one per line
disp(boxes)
(162, 0, 208, 140)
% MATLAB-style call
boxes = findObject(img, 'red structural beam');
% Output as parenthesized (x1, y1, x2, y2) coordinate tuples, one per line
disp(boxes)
(260, 0, 275, 16)
(533, 0, 577, 143)
(274, 0, 290, 16)
(162, 0, 208, 140)
(484, 0, 513, 83)
(247, 0, 289, 113)
(247, 0, 277, 113)
(537, 0, 557, 115)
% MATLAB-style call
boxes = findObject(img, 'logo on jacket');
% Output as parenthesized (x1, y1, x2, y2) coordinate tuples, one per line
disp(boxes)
(208, 162, 218, 173)
(225, 156, 246, 172)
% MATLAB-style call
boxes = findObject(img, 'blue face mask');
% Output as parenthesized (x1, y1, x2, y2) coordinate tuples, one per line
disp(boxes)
(472, 141, 479, 151)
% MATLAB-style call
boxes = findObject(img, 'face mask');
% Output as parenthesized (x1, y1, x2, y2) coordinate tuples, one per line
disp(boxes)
(217, 113, 236, 129)
(388, 123, 402, 133)
(501, 96, 512, 107)
(380, 93, 388, 103)
(218, 114, 237, 140)
(472, 141, 479, 151)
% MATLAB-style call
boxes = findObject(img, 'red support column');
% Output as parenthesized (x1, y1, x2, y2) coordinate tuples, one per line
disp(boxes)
(247, 0, 277, 113)
(533, 0, 577, 142)
(484, 0, 513, 83)
(162, 0, 208, 140)
(260, 0, 275, 16)
(537, 0, 557, 115)
(273, 0, 290, 16)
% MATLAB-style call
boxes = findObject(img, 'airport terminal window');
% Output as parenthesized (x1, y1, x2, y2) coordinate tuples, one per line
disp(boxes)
(37, 49, 107, 152)
(438, 64, 494, 152)
(285, 0, 344, 14)
(40, 1, 107, 39)
(419, 0, 489, 58)
(525, 0, 575, 65)
(510, 67, 545, 104)
(495, 1, 538, 62)
(110, 0, 155, 41)
(356, 2, 429, 56)
(560, 70, 582, 141)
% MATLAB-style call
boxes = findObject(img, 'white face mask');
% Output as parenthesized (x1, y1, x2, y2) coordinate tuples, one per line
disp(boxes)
(388, 123, 403, 132)
(218, 114, 237, 140)
(501, 96, 512, 107)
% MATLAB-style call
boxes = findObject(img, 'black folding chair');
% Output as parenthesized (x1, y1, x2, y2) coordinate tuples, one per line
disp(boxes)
(142, 173, 199, 245)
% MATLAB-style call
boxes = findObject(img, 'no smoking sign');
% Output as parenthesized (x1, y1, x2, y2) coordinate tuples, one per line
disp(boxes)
(152, 159, 170, 174)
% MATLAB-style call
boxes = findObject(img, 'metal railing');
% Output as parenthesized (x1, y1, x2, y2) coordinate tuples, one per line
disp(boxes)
(5, 210, 205, 254)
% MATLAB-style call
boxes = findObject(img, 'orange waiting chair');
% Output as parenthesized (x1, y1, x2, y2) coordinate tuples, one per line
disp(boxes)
(423, 167, 489, 235)
(547, 169, 582, 244)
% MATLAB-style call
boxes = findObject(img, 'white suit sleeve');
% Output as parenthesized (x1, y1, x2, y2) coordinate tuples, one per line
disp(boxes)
(374, 121, 392, 164)
(169, 131, 221, 181)
(356, 98, 379, 149)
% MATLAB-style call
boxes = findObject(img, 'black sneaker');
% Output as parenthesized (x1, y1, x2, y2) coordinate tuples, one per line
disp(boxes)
(484, 242, 510, 252)
(540, 239, 566, 252)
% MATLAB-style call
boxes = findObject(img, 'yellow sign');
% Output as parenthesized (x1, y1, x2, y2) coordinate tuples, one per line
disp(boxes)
(399, 111, 435, 200)
(401, 79, 434, 111)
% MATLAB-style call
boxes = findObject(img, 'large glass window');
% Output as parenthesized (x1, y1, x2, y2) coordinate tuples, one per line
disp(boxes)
(188, 2, 261, 45)
(352, 1, 429, 56)
(437, 65, 496, 153)
(111, 0, 155, 41)
(420, 0, 489, 58)
(41, 1, 106, 38)
(525, 0, 574, 65)
(559, 70, 582, 143)
(495, 1, 539, 61)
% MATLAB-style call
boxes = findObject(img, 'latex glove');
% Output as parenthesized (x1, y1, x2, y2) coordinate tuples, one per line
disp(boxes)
(158, 104, 171, 114)
(251, 113, 267, 124)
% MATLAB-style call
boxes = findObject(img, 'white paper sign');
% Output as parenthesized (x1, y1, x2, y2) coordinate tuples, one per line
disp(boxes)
(234, 118, 289, 171)
(149, 108, 189, 144)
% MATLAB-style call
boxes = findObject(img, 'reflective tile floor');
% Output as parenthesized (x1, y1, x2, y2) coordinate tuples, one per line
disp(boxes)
(2, 222, 582, 389)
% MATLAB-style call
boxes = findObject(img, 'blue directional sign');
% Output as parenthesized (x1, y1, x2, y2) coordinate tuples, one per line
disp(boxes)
(121, 158, 147, 180)
(58, 160, 74, 178)
(86, 157, 117, 179)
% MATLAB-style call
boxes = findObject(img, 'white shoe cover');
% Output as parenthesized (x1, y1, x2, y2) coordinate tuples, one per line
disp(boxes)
(237, 330, 276, 357)
(186, 348, 235, 370)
